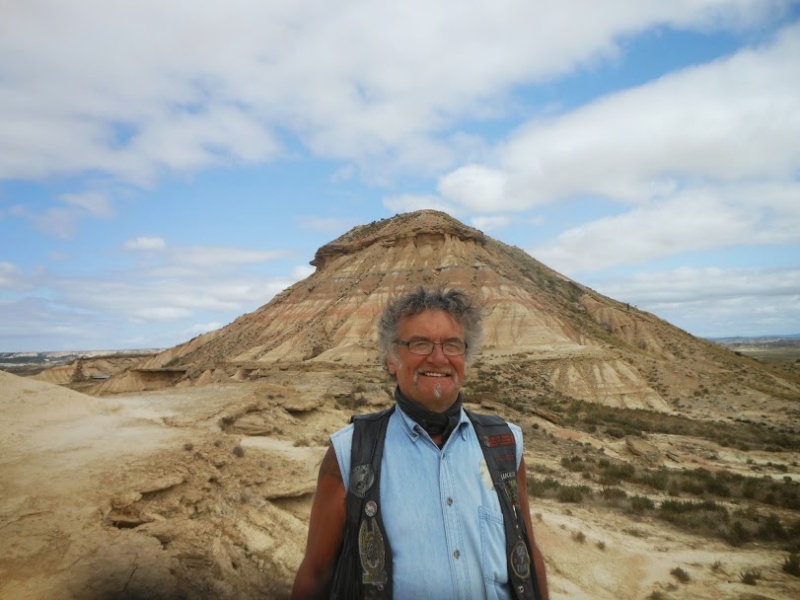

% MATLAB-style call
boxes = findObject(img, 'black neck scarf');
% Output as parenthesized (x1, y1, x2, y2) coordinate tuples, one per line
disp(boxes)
(394, 387, 463, 445)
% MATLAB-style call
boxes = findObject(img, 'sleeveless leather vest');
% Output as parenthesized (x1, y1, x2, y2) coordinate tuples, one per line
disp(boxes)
(329, 407, 542, 600)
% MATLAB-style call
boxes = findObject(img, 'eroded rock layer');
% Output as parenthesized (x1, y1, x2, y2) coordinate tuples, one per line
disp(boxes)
(95, 210, 800, 410)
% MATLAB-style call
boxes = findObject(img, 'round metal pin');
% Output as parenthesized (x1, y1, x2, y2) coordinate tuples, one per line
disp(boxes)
(364, 500, 378, 517)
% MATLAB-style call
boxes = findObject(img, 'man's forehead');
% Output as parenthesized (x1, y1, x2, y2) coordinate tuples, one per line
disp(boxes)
(397, 310, 465, 333)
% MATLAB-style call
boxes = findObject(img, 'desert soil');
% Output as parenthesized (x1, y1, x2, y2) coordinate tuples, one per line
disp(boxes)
(1, 370, 798, 600)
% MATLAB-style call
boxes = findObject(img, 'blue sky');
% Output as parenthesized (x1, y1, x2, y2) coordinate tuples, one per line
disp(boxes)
(1, 0, 799, 352)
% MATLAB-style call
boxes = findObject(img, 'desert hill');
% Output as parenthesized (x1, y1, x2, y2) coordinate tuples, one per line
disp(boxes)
(4, 209, 800, 599)
(92, 210, 799, 426)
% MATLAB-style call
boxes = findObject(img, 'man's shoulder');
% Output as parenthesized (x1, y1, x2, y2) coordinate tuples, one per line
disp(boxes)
(331, 406, 396, 446)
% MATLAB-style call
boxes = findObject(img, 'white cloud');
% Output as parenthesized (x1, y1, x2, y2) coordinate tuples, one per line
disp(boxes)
(123, 236, 166, 251)
(133, 306, 192, 321)
(590, 266, 800, 336)
(439, 166, 509, 210)
(0, 0, 787, 185)
(58, 191, 113, 218)
(439, 22, 800, 212)
(531, 181, 800, 274)
(168, 246, 289, 268)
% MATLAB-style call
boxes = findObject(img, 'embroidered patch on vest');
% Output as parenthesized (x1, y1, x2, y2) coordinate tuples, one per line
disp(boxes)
(359, 518, 388, 587)
(351, 463, 375, 498)
(482, 433, 515, 448)
(509, 538, 531, 579)
(504, 478, 521, 508)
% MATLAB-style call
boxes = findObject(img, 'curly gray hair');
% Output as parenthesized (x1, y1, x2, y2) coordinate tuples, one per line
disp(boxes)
(377, 287, 483, 369)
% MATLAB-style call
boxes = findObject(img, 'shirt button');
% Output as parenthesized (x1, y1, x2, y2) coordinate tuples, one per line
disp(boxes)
(446, 497, 453, 506)
(453, 550, 460, 559)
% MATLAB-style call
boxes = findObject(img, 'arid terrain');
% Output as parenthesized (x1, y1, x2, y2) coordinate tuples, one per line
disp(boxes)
(2, 361, 799, 600)
(2, 210, 799, 599)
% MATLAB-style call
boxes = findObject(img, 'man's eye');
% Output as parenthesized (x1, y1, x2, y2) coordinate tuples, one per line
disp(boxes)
(443, 341, 466, 354)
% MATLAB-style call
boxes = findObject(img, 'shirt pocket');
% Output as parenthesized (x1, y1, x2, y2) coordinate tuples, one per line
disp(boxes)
(478, 504, 509, 585)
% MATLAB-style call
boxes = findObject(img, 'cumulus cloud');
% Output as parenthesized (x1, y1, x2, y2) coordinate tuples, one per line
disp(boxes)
(438, 22, 800, 212)
(0, 0, 786, 185)
(167, 246, 289, 269)
(58, 191, 114, 218)
(590, 266, 800, 336)
(531, 181, 800, 274)
(123, 236, 167, 251)
(0, 238, 306, 350)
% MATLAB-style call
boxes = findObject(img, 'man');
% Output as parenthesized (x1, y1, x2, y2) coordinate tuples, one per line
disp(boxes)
(292, 287, 549, 599)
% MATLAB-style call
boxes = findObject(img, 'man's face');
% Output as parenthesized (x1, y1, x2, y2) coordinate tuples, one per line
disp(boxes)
(387, 309, 467, 411)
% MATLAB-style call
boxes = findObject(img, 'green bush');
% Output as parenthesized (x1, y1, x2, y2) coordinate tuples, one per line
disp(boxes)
(725, 521, 752, 547)
(527, 476, 560, 498)
(629, 495, 655, 513)
(783, 553, 800, 577)
(557, 485, 590, 503)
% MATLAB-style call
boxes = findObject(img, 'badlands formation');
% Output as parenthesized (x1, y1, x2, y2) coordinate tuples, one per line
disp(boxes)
(2, 210, 800, 599)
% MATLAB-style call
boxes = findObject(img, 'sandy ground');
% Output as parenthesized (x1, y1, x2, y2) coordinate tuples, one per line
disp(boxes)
(1, 371, 798, 599)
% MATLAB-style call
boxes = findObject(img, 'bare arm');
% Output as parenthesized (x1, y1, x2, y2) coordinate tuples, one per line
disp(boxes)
(291, 444, 347, 600)
(517, 456, 550, 600)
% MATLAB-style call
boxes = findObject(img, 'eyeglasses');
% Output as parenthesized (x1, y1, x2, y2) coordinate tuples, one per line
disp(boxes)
(394, 339, 468, 356)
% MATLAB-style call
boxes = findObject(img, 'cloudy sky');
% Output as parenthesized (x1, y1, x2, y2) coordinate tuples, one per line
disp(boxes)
(1, 0, 799, 352)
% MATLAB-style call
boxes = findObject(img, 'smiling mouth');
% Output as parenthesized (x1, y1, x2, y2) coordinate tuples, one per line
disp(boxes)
(419, 371, 450, 377)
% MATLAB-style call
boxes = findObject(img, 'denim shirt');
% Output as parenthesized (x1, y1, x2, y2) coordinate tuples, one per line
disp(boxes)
(331, 405, 523, 600)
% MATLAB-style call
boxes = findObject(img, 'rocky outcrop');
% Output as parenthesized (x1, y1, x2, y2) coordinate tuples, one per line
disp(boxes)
(625, 436, 661, 464)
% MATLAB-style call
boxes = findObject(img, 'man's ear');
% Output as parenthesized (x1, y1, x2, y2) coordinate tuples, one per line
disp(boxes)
(387, 355, 398, 376)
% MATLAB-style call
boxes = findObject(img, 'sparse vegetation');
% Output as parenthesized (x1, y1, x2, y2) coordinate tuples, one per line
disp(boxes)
(783, 552, 800, 577)
(670, 567, 690, 583)
(529, 396, 800, 451)
(526, 463, 800, 548)
(739, 568, 761, 585)
(232, 445, 245, 457)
